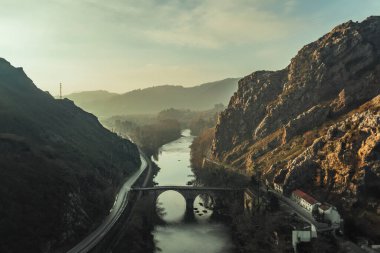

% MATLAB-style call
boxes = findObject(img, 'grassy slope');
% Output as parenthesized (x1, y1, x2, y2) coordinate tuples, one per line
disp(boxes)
(0, 58, 141, 252)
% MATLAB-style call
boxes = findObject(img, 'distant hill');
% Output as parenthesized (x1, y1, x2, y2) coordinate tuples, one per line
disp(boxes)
(65, 90, 118, 104)
(66, 78, 239, 118)
(0, 58, 141, 252)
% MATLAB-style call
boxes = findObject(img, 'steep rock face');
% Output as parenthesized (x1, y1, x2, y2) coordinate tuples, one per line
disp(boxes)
(211, 17, 380, 238)
(0, 58, 141, 252)
(213, 70, 286, 157)
(213, 16, 380, 164)
(280, 97, 380, 237)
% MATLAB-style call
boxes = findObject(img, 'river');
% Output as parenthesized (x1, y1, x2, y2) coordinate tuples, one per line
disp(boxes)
(152, 129, 233, 253)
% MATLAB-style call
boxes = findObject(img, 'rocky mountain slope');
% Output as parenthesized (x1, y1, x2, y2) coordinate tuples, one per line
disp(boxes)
(66, 78, 239, 118)
(211, 16, 380, 239)
(0, 58, 141, 252)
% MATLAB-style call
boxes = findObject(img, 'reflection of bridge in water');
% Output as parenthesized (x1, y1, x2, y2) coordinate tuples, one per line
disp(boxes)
(131, 186, 244, 221)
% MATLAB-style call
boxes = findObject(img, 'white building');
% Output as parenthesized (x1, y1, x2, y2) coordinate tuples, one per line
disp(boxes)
(244, 188, 255, 214)
(292, 225, 318, 253)
(274, 182, 284, 194)
(291, 189, 320, 213)
(318, 203, 341, 228)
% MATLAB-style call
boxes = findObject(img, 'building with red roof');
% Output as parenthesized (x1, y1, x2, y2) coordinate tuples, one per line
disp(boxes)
(291, 189, 320, 213)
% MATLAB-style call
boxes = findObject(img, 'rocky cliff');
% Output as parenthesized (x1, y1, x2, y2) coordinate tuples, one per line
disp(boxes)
(212, 16, 380, 239)
(0, 58, 141, 252)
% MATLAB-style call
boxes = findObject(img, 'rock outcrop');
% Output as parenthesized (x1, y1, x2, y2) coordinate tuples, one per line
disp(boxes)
(213, 16, 380, 168)
(213, 16, 380, 162)
(211, 16, 380, 238)
(283, 99, 380, 199)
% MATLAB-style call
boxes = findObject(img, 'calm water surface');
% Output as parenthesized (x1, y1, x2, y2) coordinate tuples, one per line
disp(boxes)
(152, 129, 233, 253)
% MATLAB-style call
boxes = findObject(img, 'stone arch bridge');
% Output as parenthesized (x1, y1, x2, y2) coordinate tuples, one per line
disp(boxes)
(130, 186, 244, 221)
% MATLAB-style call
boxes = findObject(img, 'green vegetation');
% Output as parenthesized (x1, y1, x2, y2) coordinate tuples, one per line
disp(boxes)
(190, 127, 249, 188)
(133, 119, 182, 157)
(0, 58, 140, 252)
(106, 105, 224, 157)
(193, 165, 249, 188)
(66, 78, 239, 118)
(190, 127, 216, 169)
(158, 104, 223, 135)
(231, 211, 293, 253)
(111, 196, 156, 253)
(109, 117, 181, 157)
(110, 162, 161, 253)
(189, 127, 340, 253)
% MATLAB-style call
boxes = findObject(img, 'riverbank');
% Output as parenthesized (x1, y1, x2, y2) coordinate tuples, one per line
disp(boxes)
(190, 129, 341, 253)
(109, 162, 161, 253)
(151, 130, 234, 253)
(106, 130, 237, 253)
(110, 117, 182, 158)
(88, 156, 160, 253)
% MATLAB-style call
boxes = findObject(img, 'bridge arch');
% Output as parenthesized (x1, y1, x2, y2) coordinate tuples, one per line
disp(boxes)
(156, 190, 186, 222)
(131, 186, 244, 223)
(193, 193, 215, 219)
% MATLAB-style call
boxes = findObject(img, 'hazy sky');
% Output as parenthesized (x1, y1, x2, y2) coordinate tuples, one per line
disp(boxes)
(0, 0, 379, 95)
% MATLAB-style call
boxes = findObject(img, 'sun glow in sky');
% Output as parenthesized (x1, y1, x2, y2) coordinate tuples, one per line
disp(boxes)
(0, 0, 379, 95)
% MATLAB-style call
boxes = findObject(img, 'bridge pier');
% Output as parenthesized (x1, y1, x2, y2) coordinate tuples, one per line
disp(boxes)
(184, 197, 195, 223)
(131, 186, 244, 223)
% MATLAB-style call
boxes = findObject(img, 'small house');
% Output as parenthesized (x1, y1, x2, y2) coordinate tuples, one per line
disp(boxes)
(291, 189, 319, 213)
(292, 225, 318, 253)
(274, 182, 284, 194)
(318, 203, 341, 228)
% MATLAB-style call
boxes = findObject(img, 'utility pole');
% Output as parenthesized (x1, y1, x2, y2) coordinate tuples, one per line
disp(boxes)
(60, 83, 62, 99)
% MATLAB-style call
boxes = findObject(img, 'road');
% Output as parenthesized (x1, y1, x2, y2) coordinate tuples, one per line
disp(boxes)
(269, 189, 330, 231)
(67, 153, 149, 253)
(205, 157, 331, 231)
(269, 189, 368, 252)
(202, 157, 367, 252)
(132, 186, 243, 191)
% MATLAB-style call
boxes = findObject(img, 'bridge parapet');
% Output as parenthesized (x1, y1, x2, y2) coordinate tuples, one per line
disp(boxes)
(131, 186, 244, 215)
(131, 186, 243, 200)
